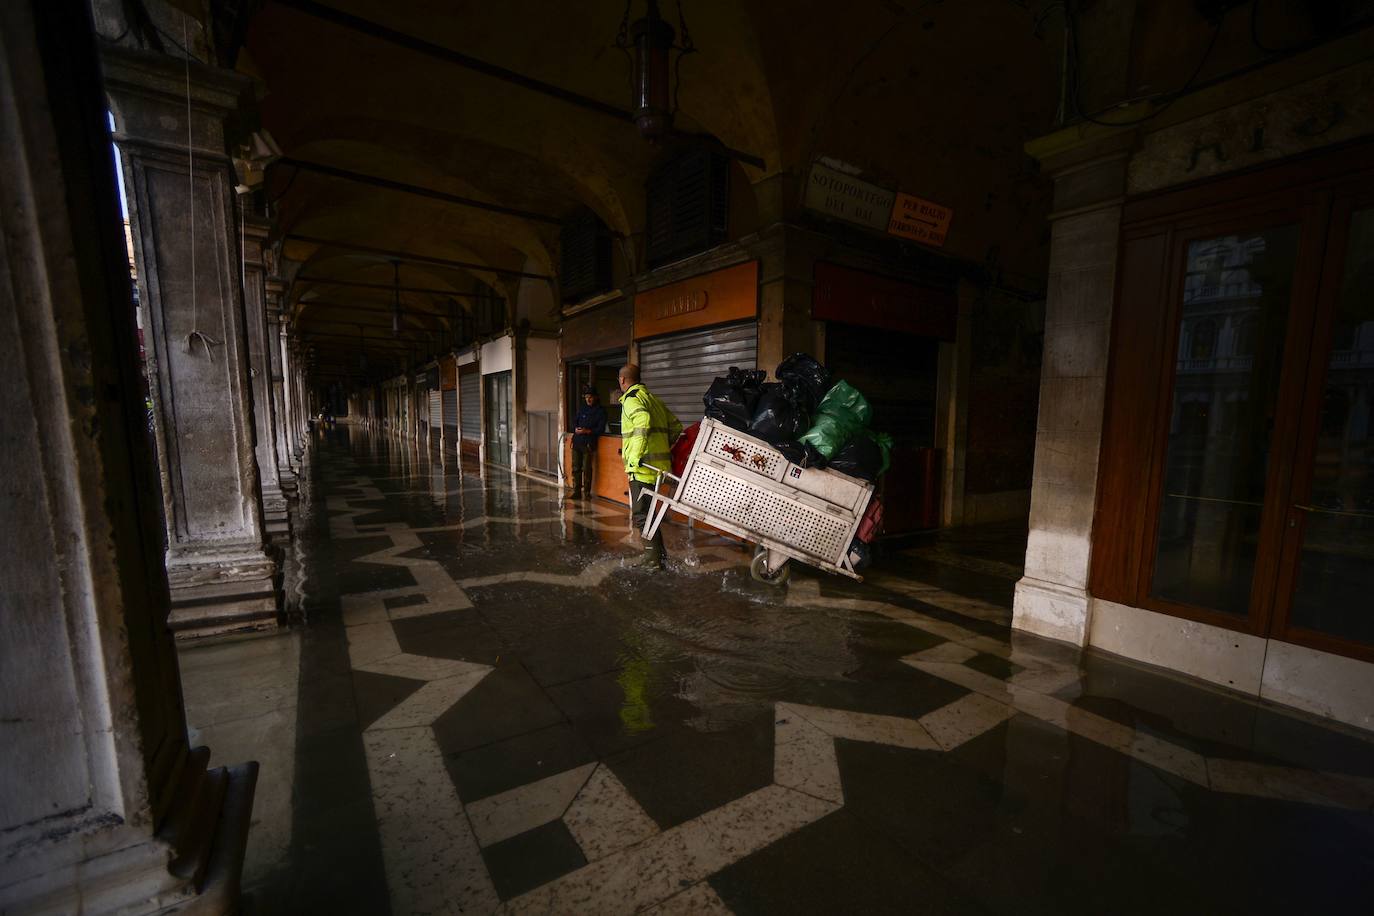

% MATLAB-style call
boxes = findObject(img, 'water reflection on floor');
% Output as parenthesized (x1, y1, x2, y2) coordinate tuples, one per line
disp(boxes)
(178, 425, 1374, 915)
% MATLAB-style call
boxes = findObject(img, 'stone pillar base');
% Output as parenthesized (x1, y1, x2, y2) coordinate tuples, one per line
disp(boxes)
(1012, 576, 1091, 647)
(2, 749, 258, 915)
(262, 489, 291, 545)
(167, 550, 280, 638)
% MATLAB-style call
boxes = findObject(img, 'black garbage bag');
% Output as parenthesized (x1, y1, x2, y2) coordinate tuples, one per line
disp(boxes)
(749, 382, 809, 445)
(703, 367, 766, 431)
(773, 440, 828, 468)
(829, 430, 893, 482)
(776, 353, 833, 411)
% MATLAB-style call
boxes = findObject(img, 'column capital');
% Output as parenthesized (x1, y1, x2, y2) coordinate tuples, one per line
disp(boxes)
(100, 45, 250, 156)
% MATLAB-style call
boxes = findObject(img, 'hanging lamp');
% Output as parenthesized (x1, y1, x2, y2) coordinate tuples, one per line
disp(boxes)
(616, 0, 695, 142)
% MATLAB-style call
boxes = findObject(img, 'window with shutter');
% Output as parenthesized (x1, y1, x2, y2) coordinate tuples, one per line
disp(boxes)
(645, 148, 730, 268)
(559, 208, 613, 303)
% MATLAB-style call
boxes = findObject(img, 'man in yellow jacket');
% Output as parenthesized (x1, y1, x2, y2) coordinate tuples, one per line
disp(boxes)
(618, 364, 683, 569)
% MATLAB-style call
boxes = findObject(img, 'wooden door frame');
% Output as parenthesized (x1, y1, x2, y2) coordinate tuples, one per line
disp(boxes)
(1268, 185, 1374, 663)
(1095, 138, 1374, 653)
(1130, 200, 1321, 636)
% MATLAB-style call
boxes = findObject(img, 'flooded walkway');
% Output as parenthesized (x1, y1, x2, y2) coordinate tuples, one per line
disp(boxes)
(179, 427, 1374, 915)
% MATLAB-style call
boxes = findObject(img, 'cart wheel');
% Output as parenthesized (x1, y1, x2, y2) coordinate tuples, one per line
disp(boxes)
(750, 551, 791, 585)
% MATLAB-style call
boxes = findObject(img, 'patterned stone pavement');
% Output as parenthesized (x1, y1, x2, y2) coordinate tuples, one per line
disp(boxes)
(178, 427, 1374, 915)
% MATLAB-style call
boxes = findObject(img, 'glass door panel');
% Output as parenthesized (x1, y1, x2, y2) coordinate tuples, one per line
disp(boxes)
(1287, 207, 1374, 646)
(485, 371, 511, 467)
(1149, 225, 1301, 616)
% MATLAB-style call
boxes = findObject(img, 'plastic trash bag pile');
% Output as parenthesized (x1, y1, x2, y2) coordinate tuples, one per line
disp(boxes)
(700, 353, 892, 483)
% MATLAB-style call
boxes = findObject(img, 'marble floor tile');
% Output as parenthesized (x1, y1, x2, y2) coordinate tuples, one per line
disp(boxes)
(563, 764, 660, 862)
(178, 431, 1374, 916)
(466, 763, 595, 848)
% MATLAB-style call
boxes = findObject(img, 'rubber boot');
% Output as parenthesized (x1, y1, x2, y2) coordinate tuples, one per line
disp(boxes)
(633, 538, 665, 569)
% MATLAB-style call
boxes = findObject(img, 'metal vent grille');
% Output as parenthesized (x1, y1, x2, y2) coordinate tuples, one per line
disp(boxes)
(681, 464, 849, 561)
(702, 427, 784, 481)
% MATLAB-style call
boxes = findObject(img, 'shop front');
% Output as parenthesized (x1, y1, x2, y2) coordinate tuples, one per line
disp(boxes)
(441, 355, 458, 451)
(814, 261, 956, 533)
(560, 296, 630, 504)
(634, 260, 760, 422)
(1085, 141, 1374, 710)
(458, 354, 480, 458)
(480, 336, 513, 467)
(422, 363, 441, 444)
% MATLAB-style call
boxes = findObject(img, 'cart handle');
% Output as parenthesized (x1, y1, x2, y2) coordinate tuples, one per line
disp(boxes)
(642, 466, 681, 494)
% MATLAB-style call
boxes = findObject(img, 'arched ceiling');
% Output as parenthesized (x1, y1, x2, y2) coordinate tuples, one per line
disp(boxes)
(234, 0, 1063, 385)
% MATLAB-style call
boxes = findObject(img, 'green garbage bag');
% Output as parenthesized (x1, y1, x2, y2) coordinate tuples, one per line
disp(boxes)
(797, 380, 872, 459)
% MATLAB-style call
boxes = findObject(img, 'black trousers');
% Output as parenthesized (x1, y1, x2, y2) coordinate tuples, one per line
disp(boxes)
(571, 444, 593, 490)
(629, 479, 664, 552)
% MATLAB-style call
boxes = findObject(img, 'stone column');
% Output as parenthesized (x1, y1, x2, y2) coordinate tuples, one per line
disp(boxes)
(290, 339, 308, 457)
(265, 278, 297, 496)
(513, 325, 529, 470)
(2, 2, 255, 909)
(280, 321, 302, 470)
(1012, 143, 1131, 646)
(104, 43, 280, 636)
(242, 216, 290, 544)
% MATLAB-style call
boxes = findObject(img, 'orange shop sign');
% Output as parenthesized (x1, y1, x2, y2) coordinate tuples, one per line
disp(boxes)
(633, 260, 758, 339)
(887, 192, 953, 247)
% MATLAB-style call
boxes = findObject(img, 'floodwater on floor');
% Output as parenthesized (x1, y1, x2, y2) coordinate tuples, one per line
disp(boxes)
(177, 425, 1374, 915)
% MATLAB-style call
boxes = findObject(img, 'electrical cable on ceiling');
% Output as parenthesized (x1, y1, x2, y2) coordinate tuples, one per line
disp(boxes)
(1066, 2, 1227, 129)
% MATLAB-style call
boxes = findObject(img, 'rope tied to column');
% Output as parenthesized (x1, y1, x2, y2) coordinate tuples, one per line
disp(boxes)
(181, 16, 219, 359)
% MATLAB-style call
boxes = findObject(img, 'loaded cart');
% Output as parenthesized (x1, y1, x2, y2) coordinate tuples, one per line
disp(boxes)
(638, 417, 875, 584)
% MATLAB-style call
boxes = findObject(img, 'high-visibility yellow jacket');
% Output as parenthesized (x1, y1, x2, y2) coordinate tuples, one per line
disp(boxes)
(619, 383, 682, 484)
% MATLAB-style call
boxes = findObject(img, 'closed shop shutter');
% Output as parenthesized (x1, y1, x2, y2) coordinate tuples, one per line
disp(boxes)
(459, 371, 481, 441)
(442, 388, 458, 431)
(826, 321, 941, 533)
(428, 389, 442, 428)
(638, 321, 756, 424)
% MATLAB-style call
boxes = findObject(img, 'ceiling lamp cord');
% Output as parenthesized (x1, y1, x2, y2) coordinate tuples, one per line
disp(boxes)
(181, 16, 218, 358)
(391, 260, 402, 337)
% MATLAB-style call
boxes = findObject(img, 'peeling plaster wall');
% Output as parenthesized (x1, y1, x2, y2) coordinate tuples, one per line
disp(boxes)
(525, 337, 559, 413)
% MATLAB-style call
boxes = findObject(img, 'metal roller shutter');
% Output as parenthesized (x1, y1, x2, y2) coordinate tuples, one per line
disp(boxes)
(459, 372, 481, 441)
(442, 388, 458, 432)
(638, 321, 756, 424)
(428, 389, 442, 428)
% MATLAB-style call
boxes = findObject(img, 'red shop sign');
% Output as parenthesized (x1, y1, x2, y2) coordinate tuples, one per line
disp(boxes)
(811, 262, 957, 340)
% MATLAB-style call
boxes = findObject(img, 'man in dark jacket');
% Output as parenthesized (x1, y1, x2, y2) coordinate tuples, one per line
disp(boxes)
(569, 386, 607, 498)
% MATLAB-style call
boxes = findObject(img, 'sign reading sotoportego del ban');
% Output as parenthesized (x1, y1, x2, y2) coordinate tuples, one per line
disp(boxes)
(803, 161, 896, 233)
(887, 192, 953, 247)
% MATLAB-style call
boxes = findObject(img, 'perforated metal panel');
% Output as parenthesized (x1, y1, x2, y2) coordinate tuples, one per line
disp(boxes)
(701, 426, 785, 481)
(680, 464, 850, 561)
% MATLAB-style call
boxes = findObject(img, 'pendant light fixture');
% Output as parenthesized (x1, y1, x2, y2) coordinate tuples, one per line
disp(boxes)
(615, 0, 695, 142)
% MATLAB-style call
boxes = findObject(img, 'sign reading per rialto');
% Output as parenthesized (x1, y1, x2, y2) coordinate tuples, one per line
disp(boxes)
(803, 161, 895, 233)
(888, 192, 953, 247)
